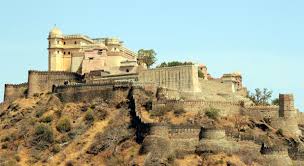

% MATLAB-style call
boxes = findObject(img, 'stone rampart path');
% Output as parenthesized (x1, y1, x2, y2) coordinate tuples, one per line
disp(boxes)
(46, 110, 116, 166)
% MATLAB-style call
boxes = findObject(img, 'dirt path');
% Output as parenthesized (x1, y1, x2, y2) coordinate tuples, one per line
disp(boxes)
(47, 112, 115, 166)
(18, 147, 29, 166)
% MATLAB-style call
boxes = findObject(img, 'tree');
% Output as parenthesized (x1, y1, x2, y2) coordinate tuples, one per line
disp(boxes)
(156, 61, 193, 68)
(198, 70, 205, 78)
(137, 49, 157, 68)
(248, 88, 273, 105)
(272, 98, 279, 106)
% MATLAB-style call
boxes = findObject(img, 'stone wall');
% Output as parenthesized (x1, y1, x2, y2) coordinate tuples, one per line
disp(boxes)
(4, 83, 28, 102)
(138, 65, 201, 92)
(243, 106, 279, 120)
(153, 99, 241, 116)
(144, 124, 201, 157)
(54, 82, 132, 102)
(199, 79, 235, 94)
(28, 70, 81, 96)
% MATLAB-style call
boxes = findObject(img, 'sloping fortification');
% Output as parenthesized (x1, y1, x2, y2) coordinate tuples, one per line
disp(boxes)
(54, 82, 133, 102)
(28, 70, 81, 96)
(138, 65, 201, 92)
(4, 83, 28, 102)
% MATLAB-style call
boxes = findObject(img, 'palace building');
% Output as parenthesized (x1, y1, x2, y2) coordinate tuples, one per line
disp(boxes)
(48, 27, 143, 74)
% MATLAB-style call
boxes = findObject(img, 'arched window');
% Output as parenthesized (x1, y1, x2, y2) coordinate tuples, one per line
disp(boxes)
(126, 69, 129, 73)
(64, 52, 66, 55)
(57, 51, 59, 54)
(68, 52, 70, 55)
(64, 42, 66, 45)
(57, 41, 59, 44)
(74, 41, 77, 44)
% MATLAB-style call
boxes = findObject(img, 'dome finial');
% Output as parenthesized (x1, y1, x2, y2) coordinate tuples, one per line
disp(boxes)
(49, 25, 63, 37)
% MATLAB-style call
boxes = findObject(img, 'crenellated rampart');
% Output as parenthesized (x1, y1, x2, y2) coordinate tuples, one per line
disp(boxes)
(4, 83, 28, 102)
(153, 99, 242, 116)
(27, 70, 82, 97)
(54, 81, 133, 102)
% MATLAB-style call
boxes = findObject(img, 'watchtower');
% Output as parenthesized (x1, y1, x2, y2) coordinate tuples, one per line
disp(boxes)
(279, 94, 295, 117)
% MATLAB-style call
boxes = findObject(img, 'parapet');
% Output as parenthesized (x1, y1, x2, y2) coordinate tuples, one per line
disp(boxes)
(27, 70, 82, 97)
(4, 83, 28, 102)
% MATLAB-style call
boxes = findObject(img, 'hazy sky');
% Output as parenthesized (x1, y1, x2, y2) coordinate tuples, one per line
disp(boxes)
(0, 0, 303, 110)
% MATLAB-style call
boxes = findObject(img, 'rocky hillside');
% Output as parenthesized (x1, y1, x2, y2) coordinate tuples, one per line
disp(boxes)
(0, 88, 304, 166)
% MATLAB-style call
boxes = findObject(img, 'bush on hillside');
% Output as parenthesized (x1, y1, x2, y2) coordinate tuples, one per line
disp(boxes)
(173, 107, 186, 117)
(56, 117, 71, 133)
(205, 107, 220, 120)
(41, 115, 53, 123)
(85, 109, 95, 123)
(31, 123, 54, 150)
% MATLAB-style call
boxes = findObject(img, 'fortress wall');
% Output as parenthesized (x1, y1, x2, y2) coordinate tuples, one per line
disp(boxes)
(4, 83, 28, 102)
(262, 151, 293, 166)
(54, 82, 132, 102)
(153, 100, 241, 116)
(298, 112, 304, 125)
(200, 128, 226, 140)
(146, 124, 201, 156)
(138, 65, 201, 92)
(28, 70, 81, 96)
(271, 116, 302, 136)
(199, 79, 235, 94)
(243, 106, 279, 120)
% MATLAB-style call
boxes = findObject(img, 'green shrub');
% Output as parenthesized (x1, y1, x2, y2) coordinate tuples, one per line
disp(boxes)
(173, 107, 186, 117)
(1, 143, 8, 149)
(41, 115, 53, 123)
(198, 69, 205, 78)
(51, 144, 61, 154)
(85, 109, 94, 123)
(14, 155, 21, 162)
(56, 117, 72, 133)
(1, 135, 11, 142)
(276, 128, 284, 136)
(33, 123, 54, 143)
(205, 107, 220, 120)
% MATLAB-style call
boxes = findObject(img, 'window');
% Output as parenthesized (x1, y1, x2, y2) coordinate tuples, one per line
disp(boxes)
(57, 41, 59, 44)
(68, 52, 70, 55)
(74, 41, 77, 44)
(64, 42, 66, 45)
(64, 52, 66, 55)
(89, 57, 94, 60)
(126, 69, 129, 73)
(57, 51, 59, 54)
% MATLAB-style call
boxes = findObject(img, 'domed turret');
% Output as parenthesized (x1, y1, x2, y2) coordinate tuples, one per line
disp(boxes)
(49, 27, 63, 38)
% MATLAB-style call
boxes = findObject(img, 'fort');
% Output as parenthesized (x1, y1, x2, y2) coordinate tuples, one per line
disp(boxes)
(1, 27, 303, 165)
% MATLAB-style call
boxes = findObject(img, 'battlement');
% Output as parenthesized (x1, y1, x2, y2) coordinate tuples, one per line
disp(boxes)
(156, 99, 241, 106)
(54, 81, 133, 92)
(63, 34, 94, 43)
(5, 82, 28, 88)
(29, 70, 81, 76)
(28, 70, 82, 97)
(54, 81, 132, 102)
(4, 83, 28, 102)
(246, 105, 279, 111)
